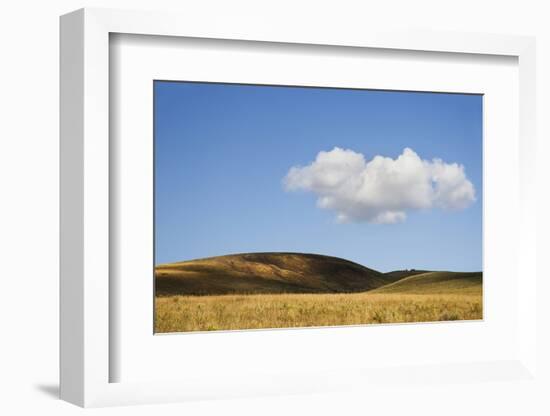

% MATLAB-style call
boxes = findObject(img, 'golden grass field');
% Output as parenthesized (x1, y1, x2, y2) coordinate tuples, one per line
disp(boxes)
(155, 292, 482, 333)
(155, 253, 482, 333)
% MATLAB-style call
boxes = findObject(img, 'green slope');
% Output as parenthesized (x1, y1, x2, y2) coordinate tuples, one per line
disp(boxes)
(382, 269, 430, 282)
(371, 271, 483, 295)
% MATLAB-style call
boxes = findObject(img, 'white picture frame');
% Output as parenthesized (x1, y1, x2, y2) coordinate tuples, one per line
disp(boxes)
(60, 7, 538, 408)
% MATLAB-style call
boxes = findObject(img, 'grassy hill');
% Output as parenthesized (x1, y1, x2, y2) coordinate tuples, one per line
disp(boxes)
(382, 269, 430, 282)
(155, 252, 394, 296)
(155, 253, 483, 332)
(371, 271, 482, 295)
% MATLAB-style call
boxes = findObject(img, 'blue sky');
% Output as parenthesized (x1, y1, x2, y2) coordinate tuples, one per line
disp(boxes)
(154, 81, 482, 272)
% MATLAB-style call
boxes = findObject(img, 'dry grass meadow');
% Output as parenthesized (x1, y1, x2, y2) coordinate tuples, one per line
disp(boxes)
(155, 292, 482, 333)
(154, 253, 482, 333)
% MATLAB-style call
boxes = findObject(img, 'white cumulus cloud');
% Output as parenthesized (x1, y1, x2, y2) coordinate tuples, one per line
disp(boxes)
(284, 147, 476, 224)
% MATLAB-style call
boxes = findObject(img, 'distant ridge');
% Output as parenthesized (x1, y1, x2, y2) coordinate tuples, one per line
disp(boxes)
(371, 271, 482, 294)
(155, 252, 482, 297)
(155, 252, 392, 296)
(383, 269, 430, 282)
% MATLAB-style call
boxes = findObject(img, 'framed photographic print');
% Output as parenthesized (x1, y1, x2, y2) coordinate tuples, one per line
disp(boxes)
(60, 8, 539, 408)
(153, 81, 483, 334)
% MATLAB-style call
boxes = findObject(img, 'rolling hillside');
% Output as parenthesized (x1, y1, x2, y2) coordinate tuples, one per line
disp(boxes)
(155, 253, 483, 331)
(382, 269, 430, 282)
(371, 271, 482, 295)
(155, 252, 393, 296)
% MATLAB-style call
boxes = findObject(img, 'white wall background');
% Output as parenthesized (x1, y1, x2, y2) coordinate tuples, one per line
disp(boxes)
(1, 1, 548, 415)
